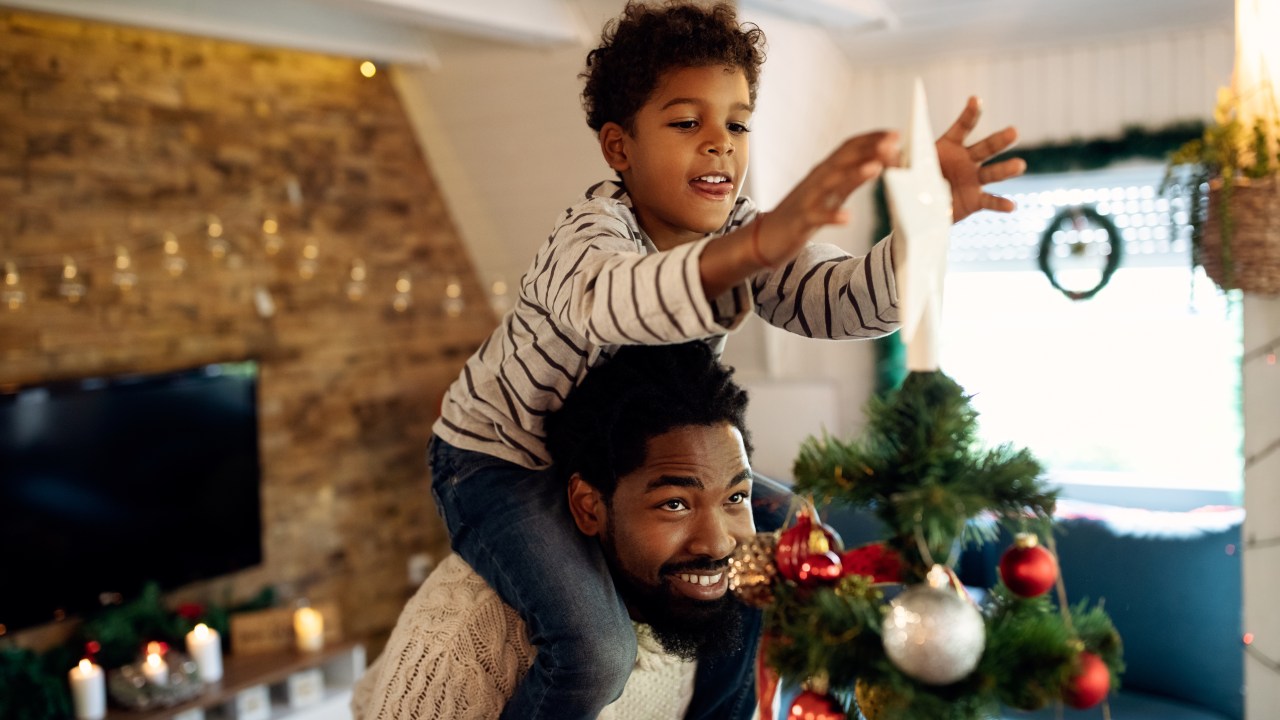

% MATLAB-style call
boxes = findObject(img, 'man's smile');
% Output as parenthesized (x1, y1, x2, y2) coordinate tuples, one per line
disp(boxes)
(670, 569, 728, 600)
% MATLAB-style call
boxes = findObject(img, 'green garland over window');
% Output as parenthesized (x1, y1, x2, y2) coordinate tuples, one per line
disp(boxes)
(872, 121, 1206, 393)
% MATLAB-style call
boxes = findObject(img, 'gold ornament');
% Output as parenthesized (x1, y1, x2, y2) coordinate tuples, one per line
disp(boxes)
(728, 531, 779, 608)
(854, 678, 902, 720)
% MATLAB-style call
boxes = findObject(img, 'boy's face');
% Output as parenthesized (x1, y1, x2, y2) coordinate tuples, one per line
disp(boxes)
(601, 65, 753, 250)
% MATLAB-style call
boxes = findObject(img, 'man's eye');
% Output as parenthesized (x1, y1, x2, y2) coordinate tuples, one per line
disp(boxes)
(728, 123, 751, 134)
(660, 499, 689, 511)
(669, 120, 698, 130)
(727, 492, 749, 505)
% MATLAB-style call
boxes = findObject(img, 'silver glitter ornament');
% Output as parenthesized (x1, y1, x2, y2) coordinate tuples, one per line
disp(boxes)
(881, 565, 985, 685)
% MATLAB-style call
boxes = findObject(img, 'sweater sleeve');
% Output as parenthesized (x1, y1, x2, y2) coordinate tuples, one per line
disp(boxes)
(352, 555, 535, 720)
(751, 234, 900, 339)
(524, 200, 748, 346)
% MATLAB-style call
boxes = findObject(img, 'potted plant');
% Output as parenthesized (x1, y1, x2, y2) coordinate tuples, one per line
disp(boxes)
(1165, 86, 1280, 294)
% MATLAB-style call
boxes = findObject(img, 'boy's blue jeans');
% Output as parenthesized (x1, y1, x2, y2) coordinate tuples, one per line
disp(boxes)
(428, 435, 792, 720)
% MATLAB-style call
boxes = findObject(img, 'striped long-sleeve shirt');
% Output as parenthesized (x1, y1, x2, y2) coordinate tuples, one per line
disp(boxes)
(433, 180, 900, 469)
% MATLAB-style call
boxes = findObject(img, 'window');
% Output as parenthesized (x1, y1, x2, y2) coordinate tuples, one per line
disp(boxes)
(941, 163, 1242, 510)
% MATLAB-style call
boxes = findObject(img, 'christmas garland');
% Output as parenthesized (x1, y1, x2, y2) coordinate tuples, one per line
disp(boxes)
(1037, 204, 1124, 301)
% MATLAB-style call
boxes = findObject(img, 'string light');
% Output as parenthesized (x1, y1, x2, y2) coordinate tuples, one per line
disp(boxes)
(443, 275, 464, 317)
(298, 238, 319, 280)
(3, 261, 25, 311)
(59, 256, 85, 303)
(346, 258, 367, 301)
(360, 61, 377, 78)
(392, 271, 412, 312)
(161, 231, 186, 277)
(112, 246, 136, 292)
(489, 278, 511, 315)
(206, 214, 228, 259)
(262, 213, 283, 256)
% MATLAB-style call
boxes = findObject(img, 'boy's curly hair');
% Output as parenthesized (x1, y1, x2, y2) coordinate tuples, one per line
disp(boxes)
(581, 1, 767, 133)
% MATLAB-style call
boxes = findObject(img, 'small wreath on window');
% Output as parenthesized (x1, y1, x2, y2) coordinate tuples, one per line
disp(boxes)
(1037, 204, 1124, 301)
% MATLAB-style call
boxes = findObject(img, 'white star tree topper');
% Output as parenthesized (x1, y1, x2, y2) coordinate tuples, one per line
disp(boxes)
(883, 78, 953, 372)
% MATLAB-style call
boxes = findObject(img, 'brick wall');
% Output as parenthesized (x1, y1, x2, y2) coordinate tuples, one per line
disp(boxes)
(0, 10, 491, 645)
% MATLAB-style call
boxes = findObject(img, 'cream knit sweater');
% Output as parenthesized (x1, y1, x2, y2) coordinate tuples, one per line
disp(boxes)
(351, 553, 697, 720)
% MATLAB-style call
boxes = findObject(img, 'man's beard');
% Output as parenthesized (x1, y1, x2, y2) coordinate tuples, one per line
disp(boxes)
(601, 535, 747, 662)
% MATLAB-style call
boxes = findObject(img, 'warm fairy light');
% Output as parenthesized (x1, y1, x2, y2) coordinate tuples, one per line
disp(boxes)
(445, 277, 462, 299)
(298, 241, 319, 280)
(207, 215, 228, 259)
(393, 271, 412, 312)
(346, 259, 367, 301)
(3, 261, 23, 311)
(1245, 632, 1256, 645)
(262, 213, 283, 255)
(360, 61, 377, 78)
(206, 216, 223, 238)
(60, 256, 86, 303)
(146, 641, 163, 656)
(113, 247, 137, 292)
(1268, 352, 1276, 365)
(162, 231, 187, 277)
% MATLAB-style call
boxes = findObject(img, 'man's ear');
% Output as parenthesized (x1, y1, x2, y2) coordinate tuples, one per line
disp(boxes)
(567, 473, 606, 537)
(598, 122, 630, 173)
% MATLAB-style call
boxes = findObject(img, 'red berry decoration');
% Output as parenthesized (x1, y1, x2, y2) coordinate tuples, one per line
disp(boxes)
(999, 533, 1058, 598)
(1064, 651, 1111, 709)
(840, 542, 904, 583)
(788, 689, 846, 720)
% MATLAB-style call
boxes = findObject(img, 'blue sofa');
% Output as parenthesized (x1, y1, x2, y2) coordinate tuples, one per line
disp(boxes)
(816, 500, 1244, 720)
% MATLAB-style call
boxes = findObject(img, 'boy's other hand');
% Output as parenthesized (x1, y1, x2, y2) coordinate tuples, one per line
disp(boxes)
(938, 96, 1026, 224)
(761, 130, 900, 266)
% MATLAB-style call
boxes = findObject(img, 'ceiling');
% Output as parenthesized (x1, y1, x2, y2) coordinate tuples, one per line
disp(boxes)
(1, 0, 1234, 67)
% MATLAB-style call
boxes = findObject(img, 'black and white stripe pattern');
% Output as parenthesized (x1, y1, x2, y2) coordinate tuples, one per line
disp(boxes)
(434, 181, 899, 469)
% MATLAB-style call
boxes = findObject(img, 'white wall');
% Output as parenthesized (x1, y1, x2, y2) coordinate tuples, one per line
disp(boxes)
(1243, 295, 1280, 719)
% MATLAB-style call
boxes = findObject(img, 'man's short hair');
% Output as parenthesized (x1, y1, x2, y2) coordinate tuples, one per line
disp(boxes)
(580, 1, 767, 133)
(544, 341, 752, 500)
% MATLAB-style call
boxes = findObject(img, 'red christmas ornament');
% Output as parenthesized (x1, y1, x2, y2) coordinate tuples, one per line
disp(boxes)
(999, 533, 1058, 598)
(775, 510, 842, 583)
(840, 542, 904, 583)
(1064, 651, 1111, 709)
(788, 689, 846, 720)
(798, 550, 843, 584)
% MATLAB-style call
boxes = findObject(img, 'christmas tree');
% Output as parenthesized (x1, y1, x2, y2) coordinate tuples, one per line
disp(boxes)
(725, 81, 1123, 720)
(728, 369, 1123, 719)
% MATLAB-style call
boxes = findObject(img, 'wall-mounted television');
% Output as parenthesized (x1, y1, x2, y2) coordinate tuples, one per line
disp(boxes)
(0, 360, 264, 633)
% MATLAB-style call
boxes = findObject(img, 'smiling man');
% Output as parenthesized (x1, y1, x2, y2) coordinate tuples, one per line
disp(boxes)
(353, 342, 770, 719)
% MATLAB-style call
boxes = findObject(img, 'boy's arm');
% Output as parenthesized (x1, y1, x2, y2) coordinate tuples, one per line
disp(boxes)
(699, 98, 1024, 300)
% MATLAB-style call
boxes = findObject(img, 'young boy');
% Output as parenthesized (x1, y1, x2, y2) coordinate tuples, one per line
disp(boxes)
(429, 2, 1025, 718)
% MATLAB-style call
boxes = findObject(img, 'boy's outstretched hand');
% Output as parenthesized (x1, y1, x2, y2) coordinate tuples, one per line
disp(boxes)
(937, 96, 1026, 223)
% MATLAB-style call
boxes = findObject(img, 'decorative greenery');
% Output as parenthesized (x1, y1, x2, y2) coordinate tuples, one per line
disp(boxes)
(1037, 205, 1124, 301)
(765, 370, 1121, 719)
(1164, 88, 1280, 288)
(0, 582, 276, 720)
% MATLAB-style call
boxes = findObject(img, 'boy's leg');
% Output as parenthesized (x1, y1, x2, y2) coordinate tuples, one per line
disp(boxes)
(429, 437, 636, 719)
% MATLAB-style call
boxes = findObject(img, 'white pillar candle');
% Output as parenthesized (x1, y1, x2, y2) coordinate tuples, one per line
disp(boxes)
(68, 658, 106, 720)
(293, 607, 325, 652)
(185, 623, 224, 682)
(141, 643, 169, 686)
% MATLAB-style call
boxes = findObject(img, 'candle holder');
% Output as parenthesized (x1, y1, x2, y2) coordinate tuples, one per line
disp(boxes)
(106, 651, 204, 710)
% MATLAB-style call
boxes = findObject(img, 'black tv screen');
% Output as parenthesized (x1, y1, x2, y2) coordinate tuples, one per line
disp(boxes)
(0, 361, 263, 632)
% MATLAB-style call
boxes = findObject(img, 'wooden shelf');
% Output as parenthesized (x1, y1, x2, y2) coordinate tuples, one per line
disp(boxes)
(105, 640, 363, 720)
